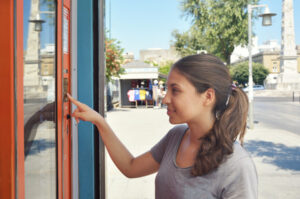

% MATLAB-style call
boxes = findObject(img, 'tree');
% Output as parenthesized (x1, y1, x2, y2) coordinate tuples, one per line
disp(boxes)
(174, 0, 259, 65)
(252, 63, 270, 85)
(230, 61, 269, 86)
(144, 60, 173, 76)
(158, 61, 173, 76)
(172, 28, 206, 57)
(144, 60, 159, 67)
(105, 38, 125, 82)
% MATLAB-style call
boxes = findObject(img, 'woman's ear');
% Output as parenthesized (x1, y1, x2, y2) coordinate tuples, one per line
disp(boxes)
(203, 88, 216, 106)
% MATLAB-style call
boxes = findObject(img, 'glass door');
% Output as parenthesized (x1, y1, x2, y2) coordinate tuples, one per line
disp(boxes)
(23, 0, 57, 198)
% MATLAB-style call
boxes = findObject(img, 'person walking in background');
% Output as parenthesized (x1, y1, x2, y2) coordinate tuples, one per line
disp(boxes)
(152, 80, 159, 108)
(68, 54, 257, 199)
(157, 82, 165, 108)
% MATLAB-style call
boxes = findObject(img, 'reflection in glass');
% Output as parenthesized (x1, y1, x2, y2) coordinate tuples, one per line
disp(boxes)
(23, 0, 56, 198)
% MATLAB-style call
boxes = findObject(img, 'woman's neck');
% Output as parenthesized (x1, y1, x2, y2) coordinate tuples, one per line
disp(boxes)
(187, 113, 215, 146)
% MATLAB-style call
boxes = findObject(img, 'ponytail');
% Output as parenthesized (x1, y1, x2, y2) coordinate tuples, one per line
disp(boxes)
(191, 87, 249, 176)
(224, 88, 249, 145)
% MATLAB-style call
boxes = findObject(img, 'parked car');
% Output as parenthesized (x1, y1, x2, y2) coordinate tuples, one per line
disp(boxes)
(242, 85, 265, 92)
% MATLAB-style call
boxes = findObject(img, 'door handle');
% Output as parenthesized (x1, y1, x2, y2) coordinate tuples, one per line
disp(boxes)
(63, 77, 68, 102)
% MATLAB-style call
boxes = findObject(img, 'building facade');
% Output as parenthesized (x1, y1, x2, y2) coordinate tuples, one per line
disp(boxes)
(139, 46, 181, 65)
(232, 45, 300, 74)
(231, 46, 300, 86)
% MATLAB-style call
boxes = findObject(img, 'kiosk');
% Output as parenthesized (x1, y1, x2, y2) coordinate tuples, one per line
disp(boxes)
(119, 61, 165, 108)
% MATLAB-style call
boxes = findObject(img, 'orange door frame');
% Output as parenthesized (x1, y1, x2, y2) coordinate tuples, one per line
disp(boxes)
(0, 1, 16, 197)
(0, 0, 72, 198)
(57, 0, 72, 198)
(0, 1, 24, 198)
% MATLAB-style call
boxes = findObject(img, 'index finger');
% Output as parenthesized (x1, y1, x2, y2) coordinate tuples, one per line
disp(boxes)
(67, 93, 81, 107)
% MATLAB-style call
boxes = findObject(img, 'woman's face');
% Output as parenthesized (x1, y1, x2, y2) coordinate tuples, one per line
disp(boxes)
(162, 69, 207, 124)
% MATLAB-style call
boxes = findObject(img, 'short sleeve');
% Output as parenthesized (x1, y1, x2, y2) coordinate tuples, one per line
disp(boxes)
(150, 129, 173, 164)
(220, 157, 258, 199)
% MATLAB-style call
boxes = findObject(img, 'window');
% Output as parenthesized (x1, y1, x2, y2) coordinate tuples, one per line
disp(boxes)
(23, 0, 57, 198)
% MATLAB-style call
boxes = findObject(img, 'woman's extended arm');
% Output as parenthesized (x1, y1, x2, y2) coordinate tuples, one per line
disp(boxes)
(67, 94, 159, 178)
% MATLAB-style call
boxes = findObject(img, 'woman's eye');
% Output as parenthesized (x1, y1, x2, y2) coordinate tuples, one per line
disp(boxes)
(172, 88, 179, 93)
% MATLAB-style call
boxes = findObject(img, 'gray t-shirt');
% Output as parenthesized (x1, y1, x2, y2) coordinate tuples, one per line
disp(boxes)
(150, 125, 258, 199)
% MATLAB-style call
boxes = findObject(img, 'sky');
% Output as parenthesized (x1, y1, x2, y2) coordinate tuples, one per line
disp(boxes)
(23, 0, 56, 50)
(107, 0, 300, 59)
(23, 0, 300, 58)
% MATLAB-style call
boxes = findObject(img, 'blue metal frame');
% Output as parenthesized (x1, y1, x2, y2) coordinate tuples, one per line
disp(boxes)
(77, 0, 95, 198)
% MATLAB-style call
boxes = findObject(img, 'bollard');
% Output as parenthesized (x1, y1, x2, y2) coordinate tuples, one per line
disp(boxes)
(293, 91, 294, 102)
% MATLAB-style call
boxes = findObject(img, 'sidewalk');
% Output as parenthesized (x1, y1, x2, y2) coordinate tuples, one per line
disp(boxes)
(253, 89, 299, 96)
(105, 107, 300, 199)
(245, 123, 300, 199)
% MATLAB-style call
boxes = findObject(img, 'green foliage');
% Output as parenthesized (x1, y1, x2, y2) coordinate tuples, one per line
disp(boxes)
(158, 61, 174, 76)
(172, 28, 206, 57)
(174, 0, 259, 65)
(230, 62, 249, 86)
(144, 60, 159, 67)
(41, 0, 55, 25)
(230, 61, 269, 86)
(42, 0, 55, 11)
(144, 60, 173, 76)
(105, 38, 125, 82)
(252, 63, 270, 85)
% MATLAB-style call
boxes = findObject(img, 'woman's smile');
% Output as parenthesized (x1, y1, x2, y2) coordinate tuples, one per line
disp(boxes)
(167, 108, 176, 115)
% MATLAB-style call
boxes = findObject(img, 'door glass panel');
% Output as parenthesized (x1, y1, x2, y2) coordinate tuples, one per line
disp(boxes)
(23, 0, 56, 198)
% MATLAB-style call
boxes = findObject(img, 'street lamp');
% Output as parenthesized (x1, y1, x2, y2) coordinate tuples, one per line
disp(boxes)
(28, 13, 45, 84)
(29, 11, 55, 32)
(248, 4, 276, 129)
(29, 13, 45, 32)
(29, 11, 55, 92)
(260, 7, 276, 26)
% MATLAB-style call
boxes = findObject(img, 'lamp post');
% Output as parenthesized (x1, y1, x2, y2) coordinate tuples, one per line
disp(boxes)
(29, 11, 55, 72)
(29, 13, 45, 32)
(29, 13, 45, 87)
(29, 11, 54, 31)
(109, 0, 112, 39)
(248, 4, 276, 129)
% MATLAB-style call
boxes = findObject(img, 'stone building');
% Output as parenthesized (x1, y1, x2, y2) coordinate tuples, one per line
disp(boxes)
(40, 55, 55, 76)
(231, 46, 300, 85)
(122, 52, 135, 64)
(139, 46, 181, 65)
(232, 46, 300, 72)
(236, 47, 300, 73)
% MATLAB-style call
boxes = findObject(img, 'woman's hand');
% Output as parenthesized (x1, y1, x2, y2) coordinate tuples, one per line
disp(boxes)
(67, 93, 102, 125)
(67, 94, 160, 178)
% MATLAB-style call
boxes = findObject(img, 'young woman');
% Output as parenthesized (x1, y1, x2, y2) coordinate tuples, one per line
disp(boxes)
(68, 54, 258, 199)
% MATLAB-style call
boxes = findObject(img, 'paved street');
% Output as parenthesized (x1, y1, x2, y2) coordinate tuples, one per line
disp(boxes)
(105, 108, 174, 199)
(254, 97, 300, 135)
(24, 102, 56, 198)
(105, 95, 300, 199)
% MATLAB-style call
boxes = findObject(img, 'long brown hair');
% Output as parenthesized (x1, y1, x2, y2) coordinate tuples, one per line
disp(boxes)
(172, 54, 249, 176)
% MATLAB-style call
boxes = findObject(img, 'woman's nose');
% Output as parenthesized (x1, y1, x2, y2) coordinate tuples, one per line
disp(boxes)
(162, 91, 169, 105)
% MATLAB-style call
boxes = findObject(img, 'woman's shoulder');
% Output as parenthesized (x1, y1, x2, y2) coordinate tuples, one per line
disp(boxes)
(221, 142, 256, 171)
(167, 124, 188, 137)
(160, 124, 188, 145)
(216, 142, 258, 198)
(170, 124, 188, 132)
(232, 142, 252, 160)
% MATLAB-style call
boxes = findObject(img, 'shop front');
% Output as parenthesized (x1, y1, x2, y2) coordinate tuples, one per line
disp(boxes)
(119, 61, 165, 108)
